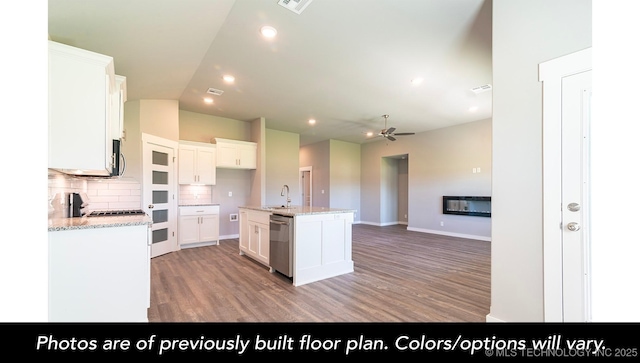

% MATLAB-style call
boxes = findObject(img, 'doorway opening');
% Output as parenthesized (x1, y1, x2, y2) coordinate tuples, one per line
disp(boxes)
(380, 154, 409, 226)
(299, 166, 312, 207)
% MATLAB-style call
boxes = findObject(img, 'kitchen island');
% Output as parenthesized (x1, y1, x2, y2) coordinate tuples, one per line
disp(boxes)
(238, 206, 355, 287)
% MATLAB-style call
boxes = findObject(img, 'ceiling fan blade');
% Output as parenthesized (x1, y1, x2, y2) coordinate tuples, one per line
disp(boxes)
(386, 127, 396, 134)
(386, 135, 396, 141)
(392, 132, 415, 136)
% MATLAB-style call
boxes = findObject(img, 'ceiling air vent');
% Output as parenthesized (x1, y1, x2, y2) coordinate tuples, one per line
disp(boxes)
(277, 0, 313, 14)
(471, 84, 492, 94)
(206, 88, 224, 96)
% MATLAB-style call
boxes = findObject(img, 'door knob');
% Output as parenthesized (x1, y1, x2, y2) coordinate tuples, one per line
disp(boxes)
(567, 222, 581, 231)
(148, 205, 154, 209)
(567, 203, 581, 212)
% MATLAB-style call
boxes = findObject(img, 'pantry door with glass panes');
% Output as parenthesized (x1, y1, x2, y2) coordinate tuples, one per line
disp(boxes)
(142, 133, 178, 258)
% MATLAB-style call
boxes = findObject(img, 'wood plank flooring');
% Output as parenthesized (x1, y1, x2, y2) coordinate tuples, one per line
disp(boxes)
(147, 224, 491, 322)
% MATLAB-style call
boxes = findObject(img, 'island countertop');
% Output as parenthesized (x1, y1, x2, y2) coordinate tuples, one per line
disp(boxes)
(239, 205, 355, 217)
(48, 214, 152, 232)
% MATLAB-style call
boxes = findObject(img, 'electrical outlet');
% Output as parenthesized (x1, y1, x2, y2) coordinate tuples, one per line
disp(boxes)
(440, 221, 444, 226)
(228, 191, 232, 197)
(230, 213, 238, 221)
(404, 214, 407, 219)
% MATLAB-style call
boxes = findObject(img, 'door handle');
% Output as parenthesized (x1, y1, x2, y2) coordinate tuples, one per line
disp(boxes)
(567, 222, 581, 231)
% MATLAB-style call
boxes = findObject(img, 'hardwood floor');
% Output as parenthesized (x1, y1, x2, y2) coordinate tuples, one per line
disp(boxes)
(147, 224, 491, 322)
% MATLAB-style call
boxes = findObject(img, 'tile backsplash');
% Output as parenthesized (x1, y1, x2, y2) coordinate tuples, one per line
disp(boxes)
(48, 169, 142, 217)
(179, 184, 213, 205)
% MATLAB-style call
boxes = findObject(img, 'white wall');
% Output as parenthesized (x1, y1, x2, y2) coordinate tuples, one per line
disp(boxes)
(490, 0, 591, 322)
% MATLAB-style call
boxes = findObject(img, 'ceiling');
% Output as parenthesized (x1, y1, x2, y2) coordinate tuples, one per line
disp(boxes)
(48, 0, 492, 146)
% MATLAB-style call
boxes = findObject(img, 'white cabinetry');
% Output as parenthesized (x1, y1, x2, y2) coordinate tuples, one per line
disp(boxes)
(48, 40, 117, 176)
(239, 209, 270, 265)
(178, 141, 216, 185)
(111, 75, 127, 140)
(48, 224, 150, 322)
(214, 138, 257, 169)
(179, 205, 220, 247)
(293, 212, 354, 286)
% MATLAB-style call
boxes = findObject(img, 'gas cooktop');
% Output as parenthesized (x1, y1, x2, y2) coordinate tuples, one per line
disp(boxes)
(87, 209, 146, 217)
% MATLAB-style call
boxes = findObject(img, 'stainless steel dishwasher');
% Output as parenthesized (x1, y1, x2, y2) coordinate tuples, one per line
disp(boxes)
(269, 214, 293, 278)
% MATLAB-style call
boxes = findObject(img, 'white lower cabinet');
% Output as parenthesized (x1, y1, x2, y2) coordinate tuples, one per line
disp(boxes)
(239, 209, 270, 266)
(179, 205, 220, 248)
(48, 224, 150, 322)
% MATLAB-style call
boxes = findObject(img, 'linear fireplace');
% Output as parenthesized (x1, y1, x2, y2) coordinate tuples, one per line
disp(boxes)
(443, 196, 491, 217)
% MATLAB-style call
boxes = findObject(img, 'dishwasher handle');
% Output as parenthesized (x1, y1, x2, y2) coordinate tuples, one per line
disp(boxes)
(270, 220, 290, 225)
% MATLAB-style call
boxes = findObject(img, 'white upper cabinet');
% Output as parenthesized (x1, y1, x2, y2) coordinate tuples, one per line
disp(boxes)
(111, 75, 127, 140)
(178, 141, 216, 185)
(214, 138, 257, 169)
(48, 40, 116, 176)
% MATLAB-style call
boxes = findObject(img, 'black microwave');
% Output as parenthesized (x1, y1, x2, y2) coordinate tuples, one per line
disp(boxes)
(111, 139, 126, 176)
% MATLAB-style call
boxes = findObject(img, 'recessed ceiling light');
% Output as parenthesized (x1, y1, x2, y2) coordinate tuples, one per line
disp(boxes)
(204, 98, 214, 104)
(469, 106, 478, 112)
(260, 26, 277, 38)
(308, 119, 316, 125)
(411, 77, 424, 85)
(366, 132, 374, 137)
(222, 75, 235, 83)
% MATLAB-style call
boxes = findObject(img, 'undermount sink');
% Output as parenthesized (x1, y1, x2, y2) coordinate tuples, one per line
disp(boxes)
(263, 206, 290, 210)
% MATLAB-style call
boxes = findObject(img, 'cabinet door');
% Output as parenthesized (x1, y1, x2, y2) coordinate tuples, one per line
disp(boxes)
(179, 215, 200, 245)
(238, 144, 257, 169)
(199, 214, 219, 243)
(196, 147, 216, 185)
(111, 75, 126, 140)
(48, 41, 114, 174)
(257, 223, 270, 264)
(248, 221, 260, 256)
(217, 144, 238, 168)
(239, 211, 249, 251)
(178, 146, 197, 184)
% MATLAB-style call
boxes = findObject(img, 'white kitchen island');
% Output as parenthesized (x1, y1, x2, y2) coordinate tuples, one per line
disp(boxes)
(238, 206, 355, 286)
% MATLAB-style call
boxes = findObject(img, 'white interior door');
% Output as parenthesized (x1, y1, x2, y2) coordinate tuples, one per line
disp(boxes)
(540, 48, 592, 322)
(561, 70, 592, 321)
(142, 133, 178, 258)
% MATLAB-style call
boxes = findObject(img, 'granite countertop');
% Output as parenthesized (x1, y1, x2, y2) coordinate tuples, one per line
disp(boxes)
(178, 203, 220, 207)
(48, 214, 152, 232)
(239, 205, 356, 217)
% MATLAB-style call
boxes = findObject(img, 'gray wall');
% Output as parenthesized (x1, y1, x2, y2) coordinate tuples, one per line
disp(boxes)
(490, 0, 591, 322)
(361, 118, 492, 240)
(265, 129, 300, 206)
(299, 141, 331, 207)
(329, 139, 361, 218)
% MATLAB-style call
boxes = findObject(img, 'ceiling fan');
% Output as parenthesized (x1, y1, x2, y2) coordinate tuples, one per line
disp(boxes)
(377, 114, 415, 141)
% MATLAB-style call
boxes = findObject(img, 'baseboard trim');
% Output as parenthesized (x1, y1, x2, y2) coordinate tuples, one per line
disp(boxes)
(406, 227, 491, 242)
(485, 314, 505, 323)
(220, 234, 239, 240)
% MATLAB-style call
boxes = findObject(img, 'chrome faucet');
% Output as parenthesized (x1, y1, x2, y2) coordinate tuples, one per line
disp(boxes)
(281, 184, 291, 207)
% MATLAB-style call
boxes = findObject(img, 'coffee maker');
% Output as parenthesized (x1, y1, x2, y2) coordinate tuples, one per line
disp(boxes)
(68, 192, 89, 217)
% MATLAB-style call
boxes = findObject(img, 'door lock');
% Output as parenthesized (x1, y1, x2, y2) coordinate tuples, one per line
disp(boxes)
(567, 222, 581, 231)
(567, 203, 581, 212)
(148, 205, 154, 209)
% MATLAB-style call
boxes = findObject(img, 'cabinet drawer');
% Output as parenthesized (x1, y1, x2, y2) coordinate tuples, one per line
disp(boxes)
(179, 205, 219, 216)
(248, 210, 271, 225)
